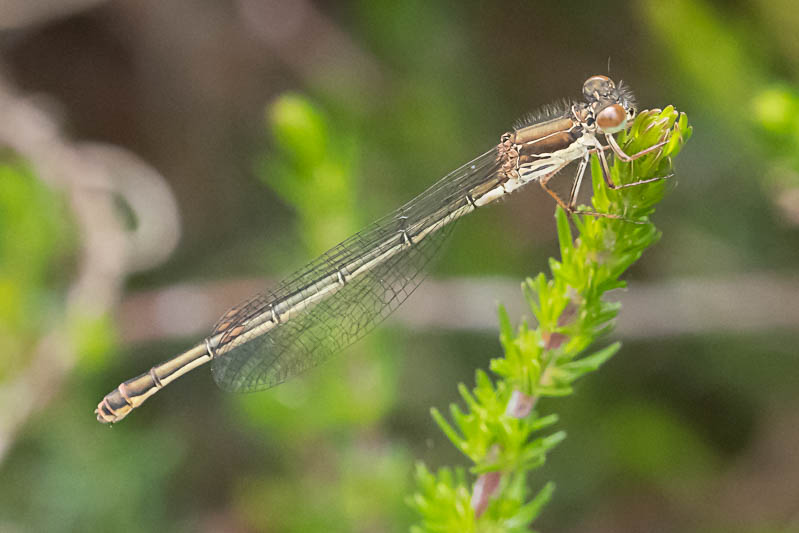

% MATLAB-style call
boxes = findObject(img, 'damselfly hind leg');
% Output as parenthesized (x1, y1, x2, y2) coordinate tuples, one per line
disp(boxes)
(539, 157, 631, 222)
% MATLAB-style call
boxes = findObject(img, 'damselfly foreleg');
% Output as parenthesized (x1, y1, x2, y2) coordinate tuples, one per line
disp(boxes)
(596, 134, 673, 191)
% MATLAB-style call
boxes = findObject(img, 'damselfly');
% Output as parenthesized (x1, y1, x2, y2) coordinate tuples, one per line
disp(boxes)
(96, 75, 667, 423)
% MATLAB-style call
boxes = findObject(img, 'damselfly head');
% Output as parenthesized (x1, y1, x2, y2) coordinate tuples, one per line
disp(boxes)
(595, 103, 629, 134)
(583, 75, 617, 101)
(615, 81, 637, 114)
(582, 75, 636, 134)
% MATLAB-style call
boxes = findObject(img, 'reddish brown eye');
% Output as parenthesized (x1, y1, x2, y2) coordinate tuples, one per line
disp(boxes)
(596, 104, 627, 133)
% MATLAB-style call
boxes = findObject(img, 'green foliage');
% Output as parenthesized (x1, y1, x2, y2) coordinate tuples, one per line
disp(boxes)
(409, 108, 692, 532)
(643, 0, 799, 199)
(601, 401, 718, 484)
(70, 312, 118, 371)
(751, 85, 799, 192)
(1, 399, 185, 532)
(261, 94, 360, 253)
(0, 158, 74, 378)
(641, 0, 763, 130)
(233, 444, 412, 533)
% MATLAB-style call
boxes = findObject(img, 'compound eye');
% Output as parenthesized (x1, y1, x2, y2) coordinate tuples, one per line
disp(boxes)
(583, 75, 616, 101)
(596, 103, 627, 133)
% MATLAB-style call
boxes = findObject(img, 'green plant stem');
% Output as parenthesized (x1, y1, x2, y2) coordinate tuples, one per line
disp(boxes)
(408, 107, 692, 533)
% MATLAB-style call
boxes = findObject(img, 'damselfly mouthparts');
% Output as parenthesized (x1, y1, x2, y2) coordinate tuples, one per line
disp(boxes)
(96, 75, 667, 423)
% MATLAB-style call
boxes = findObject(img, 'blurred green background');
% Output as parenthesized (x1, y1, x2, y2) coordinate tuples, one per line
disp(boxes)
(1, 1, 798, 531)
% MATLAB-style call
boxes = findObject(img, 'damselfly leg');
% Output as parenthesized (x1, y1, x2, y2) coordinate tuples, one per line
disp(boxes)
(539, 141, 666, 223)
(596, 135, 673, 191)
(538, 157, 627, 221)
